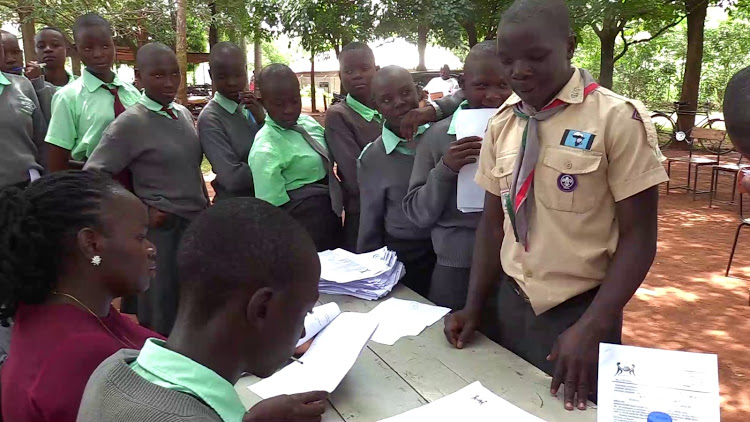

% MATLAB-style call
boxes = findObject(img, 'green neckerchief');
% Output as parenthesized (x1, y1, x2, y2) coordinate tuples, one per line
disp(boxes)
(81, 67, 126, 93)
(381, 123, 428, 156)
(447, 100, 470, 135)
(130, 339, 246, 422)
(0, 71, 10, 96)
(139, 92, 178, 119)
(346, 94, 381, 123)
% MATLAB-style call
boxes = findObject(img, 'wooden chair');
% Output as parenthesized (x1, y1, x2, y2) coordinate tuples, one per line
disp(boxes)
(710, 154, 748, 208)
(666, 127, 725, 200)
(726, 192, 750, 278)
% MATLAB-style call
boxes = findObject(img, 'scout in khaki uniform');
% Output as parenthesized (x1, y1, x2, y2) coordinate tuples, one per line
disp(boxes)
(444, 0, 668, 412)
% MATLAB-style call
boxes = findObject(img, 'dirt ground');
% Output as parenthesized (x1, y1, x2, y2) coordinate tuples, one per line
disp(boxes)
(631, 151, 750, 421)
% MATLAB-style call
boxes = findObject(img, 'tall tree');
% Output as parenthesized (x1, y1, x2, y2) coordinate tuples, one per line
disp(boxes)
(676, 0, 710, 132)
(176, 0, 188, 104)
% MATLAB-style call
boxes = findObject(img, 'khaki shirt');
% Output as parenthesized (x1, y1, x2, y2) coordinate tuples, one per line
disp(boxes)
(475, 69, 668, 315)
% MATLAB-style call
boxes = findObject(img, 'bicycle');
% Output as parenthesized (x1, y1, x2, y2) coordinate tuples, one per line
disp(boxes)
(650, 101, 732, 155)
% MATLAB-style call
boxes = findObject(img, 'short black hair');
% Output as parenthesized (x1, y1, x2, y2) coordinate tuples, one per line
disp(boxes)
(73, 13, 112, 42)
(176, 198, 317, 321)
(209, 41, 245, 69)
(372, 65, 411, 89)
(136, 42, 175, 70)
(0, 171, 123, 325)
(0, 30, 17, 41)
(36, 27, 70, 43)
(463, 40, 498, 74)
(258, 63, 297, 95)
(340, 42, 374, 60)
(500, 0, 571, 41)
(724, 66, 750, 153)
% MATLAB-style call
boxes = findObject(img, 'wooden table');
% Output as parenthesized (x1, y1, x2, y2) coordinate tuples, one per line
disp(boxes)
(235, 285, 597, 422)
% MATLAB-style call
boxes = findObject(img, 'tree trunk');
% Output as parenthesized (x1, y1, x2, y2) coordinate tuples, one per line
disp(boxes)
(209, 0, 219, 48)
(176, 0, 188, 105)
(71, 54, 81, 76)
(597, 26, 617, 90)
(417, 24, 428, 71)
(677, 0, 708, 134)
(310, 51, 318, 113)
(464, 21, 478, 47)
(18, 7, 36, 62)
(254, 34, 262, 93)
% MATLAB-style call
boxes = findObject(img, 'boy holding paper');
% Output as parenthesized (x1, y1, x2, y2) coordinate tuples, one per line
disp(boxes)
(402, 41, 511, 309)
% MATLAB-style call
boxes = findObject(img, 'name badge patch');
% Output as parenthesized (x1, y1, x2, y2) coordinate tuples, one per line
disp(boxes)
(561, 129, 595, 150)
(557, 174, 578, 192)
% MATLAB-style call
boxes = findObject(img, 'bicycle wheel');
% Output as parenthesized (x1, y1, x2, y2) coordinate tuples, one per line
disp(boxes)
(700, 119, 734, 155)
(650, 112, 676, 148)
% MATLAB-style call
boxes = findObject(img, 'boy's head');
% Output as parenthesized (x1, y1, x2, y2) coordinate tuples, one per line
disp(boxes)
(440, 65, 451, 80)
(136, 43, 180, 106)
(461, 40, 512, 109)
(258, 63, 301, 129)
(176, 198, 319, 379)
(339, 42, 377, 103)
(372, 65, 420, 133)
(35, 27, 68, 70)
(209, 41, 247, 102)
(0, 31, 23, 75)
(497, 0, 575, 111)
(724, 66, 750, 158)
(73, 13, 115, 77)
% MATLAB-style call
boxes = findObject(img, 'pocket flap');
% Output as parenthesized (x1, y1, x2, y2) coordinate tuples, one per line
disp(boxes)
(543, 147, 602, 175)
(491, 153, 517, 178)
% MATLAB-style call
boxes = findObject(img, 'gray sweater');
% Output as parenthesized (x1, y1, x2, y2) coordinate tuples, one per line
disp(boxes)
(85, 103, 209, 220)
(77, 349, 224, 422)
(402, 118, 481, 268)
(0, 72, 47, 188)
(357, 137, 431, 253)
(31, 75, 58, 122)
(197, 99, 260, 201)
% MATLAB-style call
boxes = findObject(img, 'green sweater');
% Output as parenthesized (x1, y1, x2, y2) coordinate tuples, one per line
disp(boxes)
(77, 349, 225, 422)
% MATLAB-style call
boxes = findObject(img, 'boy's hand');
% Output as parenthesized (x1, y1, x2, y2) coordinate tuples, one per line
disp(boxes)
(400, 106, 437, 141)
(443, 308, 480, 349)
(243, 391, 328, 422)
(443, 136, 483, 173)
(240, 90, 266, 124)
(24, 61, 43, 80)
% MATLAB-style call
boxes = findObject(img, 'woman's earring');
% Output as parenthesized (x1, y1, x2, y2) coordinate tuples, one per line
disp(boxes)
(91, 255, 102, 266)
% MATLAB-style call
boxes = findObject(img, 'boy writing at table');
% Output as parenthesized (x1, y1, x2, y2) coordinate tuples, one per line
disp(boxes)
(199, 41, 264, 201)
(444, 0, 667, 411)
(45, 14, 141, 172)
(248, 63, 342, 251)
(85, 43, 209, 336)
(403, 41, 512, 310)
(357, 65, 436, 298)
(78, 198, 328, 422)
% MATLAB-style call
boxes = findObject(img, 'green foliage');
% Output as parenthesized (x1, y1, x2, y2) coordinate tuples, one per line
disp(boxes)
(260, 41, 289, 66)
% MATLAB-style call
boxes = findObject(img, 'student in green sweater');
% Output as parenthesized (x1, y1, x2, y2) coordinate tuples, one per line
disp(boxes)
(78, 198, 327, 422)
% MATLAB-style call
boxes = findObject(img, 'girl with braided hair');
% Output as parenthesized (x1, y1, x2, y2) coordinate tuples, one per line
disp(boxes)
(0, 170, 161, 422)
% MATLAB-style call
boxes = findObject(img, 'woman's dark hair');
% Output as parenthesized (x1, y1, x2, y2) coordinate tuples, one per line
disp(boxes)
(0, 171, 121, 325)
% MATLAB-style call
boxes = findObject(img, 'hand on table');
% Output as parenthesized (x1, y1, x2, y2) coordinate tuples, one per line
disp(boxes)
(244, 391, 328, 422)
(24, 61, 43, 80)
(443, 137, 483, 173)
(399, 106, 436, 141)
(443, 308, 480, 349)
(547, 320, 607, 411)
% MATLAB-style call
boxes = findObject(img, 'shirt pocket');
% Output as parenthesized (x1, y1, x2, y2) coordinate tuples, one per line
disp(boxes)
(536, 146, 605, 213)
(490, 152, 518, 192)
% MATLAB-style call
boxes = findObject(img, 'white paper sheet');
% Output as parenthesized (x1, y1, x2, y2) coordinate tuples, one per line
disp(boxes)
(296, 303, 341, 347)
(319, 248, 392, 284)
(318, 247, 405, 300)
(454, 108, 498, 213)
(249, 312, 378, 399)
(597, 343, 720, 422)
(367, 298, 450, 346)
(378, 381, 544, 421)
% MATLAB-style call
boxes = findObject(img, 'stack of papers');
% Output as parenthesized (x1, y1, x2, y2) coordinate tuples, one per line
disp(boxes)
(378, 381, 544, 421)
(318, 247, 405, 300)
(455, 108, 499, 213)
(250, 312, 379, 398)
(368, 298, 450, 345)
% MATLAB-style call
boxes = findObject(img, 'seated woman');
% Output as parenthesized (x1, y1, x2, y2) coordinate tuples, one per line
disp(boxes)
(0, 170, 161, 422)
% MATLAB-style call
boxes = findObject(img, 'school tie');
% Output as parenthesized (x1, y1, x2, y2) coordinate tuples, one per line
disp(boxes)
(103, 85, 126, 117)
(291, 124, 344, 216)
(161, 105, 178, 120)
(507, 69, 599, 249)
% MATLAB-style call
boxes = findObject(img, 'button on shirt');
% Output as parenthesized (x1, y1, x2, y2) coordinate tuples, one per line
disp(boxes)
(130, 339, 246, 422)
(248, 114, 328, 206)
(475, 68, 669, 315)
(45, 68, 141, 160)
